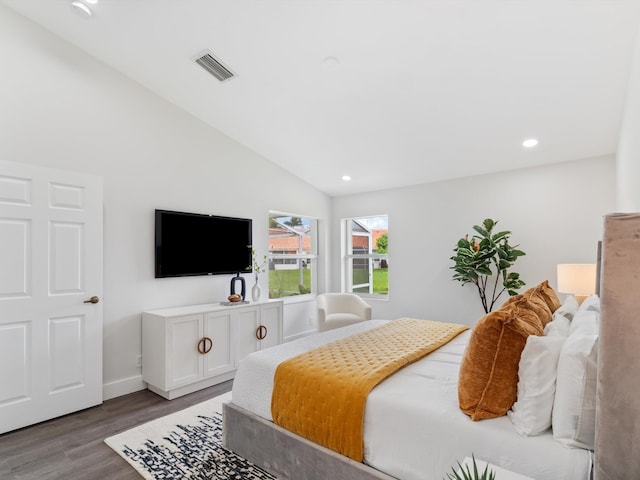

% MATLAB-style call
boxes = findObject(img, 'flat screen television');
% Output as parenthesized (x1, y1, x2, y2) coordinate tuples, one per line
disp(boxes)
(155, 209, 252, 278)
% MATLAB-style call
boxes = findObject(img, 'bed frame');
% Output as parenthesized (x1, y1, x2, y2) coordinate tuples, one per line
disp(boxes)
(223, 213, 640, 480)
(223, 402, 395, 480)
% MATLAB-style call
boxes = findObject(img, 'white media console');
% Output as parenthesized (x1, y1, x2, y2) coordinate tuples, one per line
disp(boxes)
(142, 300, 283, 399)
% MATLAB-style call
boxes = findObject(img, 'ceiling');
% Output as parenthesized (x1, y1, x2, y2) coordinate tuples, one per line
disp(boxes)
(3, 1, 640, 196)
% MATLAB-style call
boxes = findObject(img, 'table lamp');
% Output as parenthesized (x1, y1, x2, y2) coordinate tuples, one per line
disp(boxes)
(556, 263, 597, 304)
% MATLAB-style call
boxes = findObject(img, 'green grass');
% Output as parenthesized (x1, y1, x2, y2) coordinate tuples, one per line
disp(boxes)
(373, 268, 388, 294)
(269, 269, 311, 298)
(269, 268, 388, 297)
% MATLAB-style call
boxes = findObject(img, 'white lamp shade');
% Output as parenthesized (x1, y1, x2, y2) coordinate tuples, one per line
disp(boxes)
(557, 264, 597, 295)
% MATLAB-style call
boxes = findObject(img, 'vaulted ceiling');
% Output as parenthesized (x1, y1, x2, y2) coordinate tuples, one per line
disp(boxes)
(3, 1, 640, 196)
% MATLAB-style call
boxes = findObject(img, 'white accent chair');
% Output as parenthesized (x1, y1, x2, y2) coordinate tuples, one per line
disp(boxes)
(317, 293, 372, 332)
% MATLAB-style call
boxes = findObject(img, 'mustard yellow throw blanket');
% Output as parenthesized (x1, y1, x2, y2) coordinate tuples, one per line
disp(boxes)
(271, 318, 469, 462)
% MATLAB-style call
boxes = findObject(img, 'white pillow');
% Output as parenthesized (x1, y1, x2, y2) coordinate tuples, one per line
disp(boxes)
(508, 335, 565, 436)
(578, 294, 600, 314)
(544, 295, 578, 337)
(544, 315, 570, 337)
(552, 333, 598, 449)
(569, 310, 598, 336)
(569, 298, 599, 336)
(555, 294, 580, 320)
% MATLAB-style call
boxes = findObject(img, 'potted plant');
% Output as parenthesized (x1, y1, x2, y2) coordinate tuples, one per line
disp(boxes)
(445, 455, 496, 480)
(450, 218, 526, 313)
(247, 246, 267, 302)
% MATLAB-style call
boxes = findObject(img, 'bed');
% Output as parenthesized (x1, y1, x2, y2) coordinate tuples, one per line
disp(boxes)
(222, 213, 640, 480)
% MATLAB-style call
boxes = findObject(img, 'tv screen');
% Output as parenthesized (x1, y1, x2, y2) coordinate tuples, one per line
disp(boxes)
(155, 209, 252, 278)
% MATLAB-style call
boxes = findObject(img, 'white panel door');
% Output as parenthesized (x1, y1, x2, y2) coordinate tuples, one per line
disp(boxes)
(203, 311, 234, 378)
(0, 160, 103, 434)
(234, 306, 261, 363)
(166, 314, 202, 389)
(259, 302, 283, 350)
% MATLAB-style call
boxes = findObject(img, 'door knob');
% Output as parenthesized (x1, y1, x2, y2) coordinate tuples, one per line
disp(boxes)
(83, 296, 100, 304)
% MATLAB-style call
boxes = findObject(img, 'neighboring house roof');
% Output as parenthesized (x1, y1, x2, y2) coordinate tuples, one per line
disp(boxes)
(269, 236, 312, 252)
(269, 226, 387, 253)
(269, 227, 311, 252)
(352, 229, 388, 251)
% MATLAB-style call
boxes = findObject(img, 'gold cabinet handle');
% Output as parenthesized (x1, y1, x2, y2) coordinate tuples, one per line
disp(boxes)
(256, 325, 267, 340)
(203, 336, 213, 354)
(83, 296, 100, 304)
(197, 337, 213, 354)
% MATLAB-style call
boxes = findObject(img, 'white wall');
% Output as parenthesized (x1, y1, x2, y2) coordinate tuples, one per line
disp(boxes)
(616, 22, 640, 212)
(0, 6, 330, 398)
(0, 3, 621, 401)
(332, 156, 615, 326)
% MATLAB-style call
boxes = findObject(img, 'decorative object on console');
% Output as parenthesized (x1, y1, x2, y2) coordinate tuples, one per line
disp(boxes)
(251, 278, 262, 302)
(556, 263, 596, 305)
(230, 272, 246, 301)
(450, 218, 526, 313)
(247, 246, 267, 302)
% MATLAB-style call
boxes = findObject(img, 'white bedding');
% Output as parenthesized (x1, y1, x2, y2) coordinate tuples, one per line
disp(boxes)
(231, 320, 592, 480)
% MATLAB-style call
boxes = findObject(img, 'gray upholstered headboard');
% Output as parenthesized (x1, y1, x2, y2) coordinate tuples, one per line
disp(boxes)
(595, 213, 640, 478)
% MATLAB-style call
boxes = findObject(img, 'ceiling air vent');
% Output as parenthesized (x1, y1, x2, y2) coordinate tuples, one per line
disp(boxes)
(194, 51, 235, 82)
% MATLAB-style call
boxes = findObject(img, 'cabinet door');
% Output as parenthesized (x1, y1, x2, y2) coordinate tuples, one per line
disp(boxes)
(203, 311, 234, 377)
(259, 302, 283, 350)
(166, 314, 202, 389)
(235, 306, 261, 363)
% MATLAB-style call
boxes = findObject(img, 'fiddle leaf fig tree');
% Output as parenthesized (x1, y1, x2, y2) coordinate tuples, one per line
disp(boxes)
(450, 218, 526, 314)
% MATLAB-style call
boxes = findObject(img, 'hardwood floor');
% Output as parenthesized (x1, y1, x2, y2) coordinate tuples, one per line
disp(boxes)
(0, 381, 233, 480)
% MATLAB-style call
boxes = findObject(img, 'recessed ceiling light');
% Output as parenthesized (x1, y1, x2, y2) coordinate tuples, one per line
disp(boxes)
(70, 1, 93, 17)
(341, 175, 352, 182)
(522, 138, 539, 148)
(323, 56, 340, 67)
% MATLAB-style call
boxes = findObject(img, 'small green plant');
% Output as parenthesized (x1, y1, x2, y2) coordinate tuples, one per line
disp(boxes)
(246, 245, 267, 274)
(444, 455, 496, 480)
(450, 218, 526, 313)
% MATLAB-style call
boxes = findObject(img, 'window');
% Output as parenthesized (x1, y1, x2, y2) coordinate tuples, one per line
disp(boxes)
(268, 212, 317, 299)
(343, 215, 388, 297)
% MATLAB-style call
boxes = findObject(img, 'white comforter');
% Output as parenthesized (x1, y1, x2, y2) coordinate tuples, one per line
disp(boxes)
(231, 320, 592, 480)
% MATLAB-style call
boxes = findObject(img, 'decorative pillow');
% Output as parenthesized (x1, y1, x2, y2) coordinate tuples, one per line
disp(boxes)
(552, 333, 598, 450)
(508, 335, 565, 435)
(458, 296, 545, 421)
(532, 280, 562, 313)
(501, 280, 559, 325)
(544, 315, 571, 337)
(569, 297, 600, 336)
(576, 294, 600, 315)
(554, 294, 580, 321)
(544, 295, 579, 337)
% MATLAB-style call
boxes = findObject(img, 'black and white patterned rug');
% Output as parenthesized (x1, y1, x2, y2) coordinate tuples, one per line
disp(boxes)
(104, 393, 276, 480)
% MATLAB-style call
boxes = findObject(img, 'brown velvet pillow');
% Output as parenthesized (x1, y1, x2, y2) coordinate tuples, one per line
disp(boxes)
(501, 280, 560, 326)
(458, 296, 545, 420)
(531, 280, 561, 314)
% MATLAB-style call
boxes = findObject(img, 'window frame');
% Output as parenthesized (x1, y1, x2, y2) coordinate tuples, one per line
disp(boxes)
(342, 215, 389, 299)
(268, 211, 318, 302)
